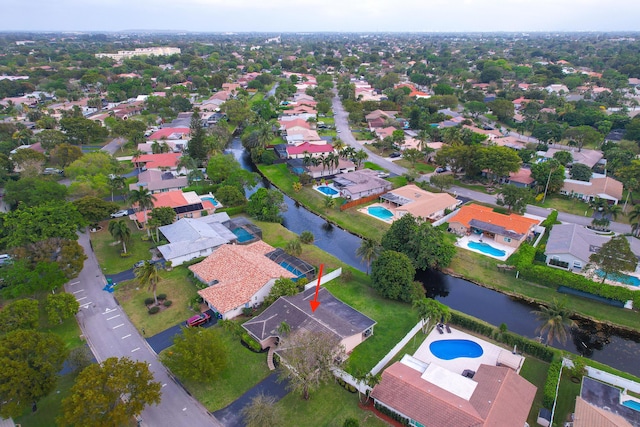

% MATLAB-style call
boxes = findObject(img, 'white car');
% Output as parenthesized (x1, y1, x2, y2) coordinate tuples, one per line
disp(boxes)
(110, 210, 130, 218)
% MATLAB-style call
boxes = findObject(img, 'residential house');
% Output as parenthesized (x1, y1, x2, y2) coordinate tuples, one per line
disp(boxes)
(128, 169, 188, 194)
(379, 185, 459, 221)
(560, 176, 624, 205)
(503, 167, 535, 188)
(572, 377, 640, 427)
(190, 241, 296, 319)
(285, 142, 335, 159)
(448, 204, 540, 249)
(545, 84, 570, 94)
(157, 213, 237, 266)
(243, 287, 376, 353)
(133, 153, 182, 171)
(285, 129, 323, 145)
(137, 141, 184, 154)
(148, 127, 190, 141)
(542, 147, 603, 169)
(132, 190, 216, 225)
(287, 158, 356, 179)
(371, 361, 536, 427)
(333, 169, 393, 200)
(374, 126, 397, 140)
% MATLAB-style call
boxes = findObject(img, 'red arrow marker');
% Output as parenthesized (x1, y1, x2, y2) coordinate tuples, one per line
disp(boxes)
(309, 263, 324, 312)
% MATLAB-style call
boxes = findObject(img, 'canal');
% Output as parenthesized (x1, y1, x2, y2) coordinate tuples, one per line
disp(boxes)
(226, 138, 640, 376)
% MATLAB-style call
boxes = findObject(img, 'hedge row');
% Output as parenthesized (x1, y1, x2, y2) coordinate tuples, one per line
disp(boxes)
(241, 332, 262, 352)
(336, 377, 358, 393)
(374, 403, 410, 426)
(449, 311, 554, 362)
(543, 360, 563, 408)
(509, 244, 640, 307)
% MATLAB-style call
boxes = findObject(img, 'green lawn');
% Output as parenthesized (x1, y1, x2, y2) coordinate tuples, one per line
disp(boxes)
(554, 371, 582, 425)
(114, 267, 201, 336)
(319, 129, 337, 137)
(90, 220, 156, 274)
(387, 176, 408, 188)
(519, 357, 550, 427)
(364, 161, 384, 171)
(533, 193, 593, 217)
(165, 326, 271, 411)
(276, 382, 388, 427)
(15, 371, 78, 427)
(395, 159, 435, 174)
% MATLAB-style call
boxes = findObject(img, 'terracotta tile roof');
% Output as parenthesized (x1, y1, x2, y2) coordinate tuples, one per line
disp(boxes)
(279, 118, 311, 130)
(148, 127, 190, 140)
(508, 168, 534, 185)
(561, 177, 623, 202)
(371, 362, 536, 427)
(573, 397, 633, 427)
(287, 142, 334, 155)
(191, 241, 296, 314)
(450, 204, 539, 235)
(135, 153, 181, 169)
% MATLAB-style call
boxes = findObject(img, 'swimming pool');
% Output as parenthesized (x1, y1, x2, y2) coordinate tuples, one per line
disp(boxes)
(467, 241, 506, 257)
(201, 196, 220, 207)
(429, 339, 484, 360)
(232, 227, 254, 243)
(367, 206, 394, 221)
(622, 399, 640, 411)
(315, 185, 338, 196)
(595, 269, 640, 287)
(279, 261, 305, 280)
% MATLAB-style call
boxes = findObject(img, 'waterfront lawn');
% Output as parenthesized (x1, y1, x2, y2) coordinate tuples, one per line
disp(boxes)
(114, 267, 200, 336)
(163, 326, 271, 411)
(449, 248, 640, 331)
(253, 218, 419, 374)
(276, 382, 388, 427)
(519, 357, 550, 427)
(90, 220, 155, 275)
(259, 163, 389, 240)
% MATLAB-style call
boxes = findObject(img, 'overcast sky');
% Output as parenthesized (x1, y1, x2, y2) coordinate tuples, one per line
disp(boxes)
(4, 0, 640, 33)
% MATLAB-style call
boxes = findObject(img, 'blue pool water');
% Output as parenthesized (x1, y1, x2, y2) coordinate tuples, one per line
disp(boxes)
(232, 227, 254, 243)
(316, 185, 338, 196)
(622, 400, 640, 411)
(201, 196, 220, 207)
(292, 167, 305, 175)
(279, 261, 305, 280)
(595, 269, 640, 287)
(429, 339, 484, 360)
(367, 206, 394, 221)
(467, 241, 506, 257)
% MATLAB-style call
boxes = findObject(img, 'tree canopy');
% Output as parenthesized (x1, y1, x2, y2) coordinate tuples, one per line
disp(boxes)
(371, 250, 419, 302)
(3, 177, 68, 209)
(161, 327, 228, 382)
(589, 235, 638, 283)
(496, 184, 533, 214)
(247, 188, 286, 223)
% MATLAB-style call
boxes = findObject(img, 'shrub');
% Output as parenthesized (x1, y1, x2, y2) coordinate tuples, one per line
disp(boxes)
(543, 360, 563, 408)
(299, 230, 315, 244)
(144, 297, 154, 306)
(120, 252, 131, 258)
(241, 332, 262, 352)
(242, 307, 253, 317)
(163, 300, 173, 307)
(343, 418, 360, 427)
(148, 306, 160, 315)
(157, 293, 167, 301)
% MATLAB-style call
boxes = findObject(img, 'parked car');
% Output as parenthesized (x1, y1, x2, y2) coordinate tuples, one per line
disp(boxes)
(185, 312, 211, 327)
(110, 210, 130, 218)
(43, 168, 63, 175)
(389, 152, 401, 158)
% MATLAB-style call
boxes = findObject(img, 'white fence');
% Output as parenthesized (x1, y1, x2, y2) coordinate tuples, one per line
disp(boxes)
(304, 267, 342, 290)
(586, 366, 640, 394)
(369, 319, 426, 375)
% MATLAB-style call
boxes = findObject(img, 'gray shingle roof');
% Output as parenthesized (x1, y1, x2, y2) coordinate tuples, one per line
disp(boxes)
(546, 223, 611, 263)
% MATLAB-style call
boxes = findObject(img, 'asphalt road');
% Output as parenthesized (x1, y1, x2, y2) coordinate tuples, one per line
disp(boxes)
(68, 232, 222, 427)
(331, 93, 632, 234)
(146, 311, 218, 354)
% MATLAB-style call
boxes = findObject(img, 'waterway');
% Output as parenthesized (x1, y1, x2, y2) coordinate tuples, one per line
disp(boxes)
(226, 137, 640, 376)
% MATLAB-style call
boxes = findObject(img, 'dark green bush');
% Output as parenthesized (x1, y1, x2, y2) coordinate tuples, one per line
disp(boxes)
(241, 332, 262, 352)
(157, 293, 167, 301)
(148, 306, 160, 315)
(144, 297, 154, 306)
(374, 402, 410, 426)
(163, 300, 172, 307)
(543, 360, 562, 408)
(218, 205, 246, 216)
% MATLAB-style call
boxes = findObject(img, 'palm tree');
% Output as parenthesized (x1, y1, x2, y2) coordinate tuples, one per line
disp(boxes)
(128, 187, 157, 237)
(323, 196, 336, 211)
(531, 299, 576, 346)
(604, 203, 622, 221)
(177, 154, 197, 176)
(332, 138, 346, 153)
(277, 321, 291, 337)
(135, 261, 162, 305)
(356, 238, 381, 275)
(416, 129, 430, 152)
(340, 146, 356, 161)
(354, 149, 368, 169)
(108, 175, 125, 202)
(629, 205, 640, 236)
(413, 298, 451, 333)
(108, 220, 131, 254)
(132, 149, 144, 172)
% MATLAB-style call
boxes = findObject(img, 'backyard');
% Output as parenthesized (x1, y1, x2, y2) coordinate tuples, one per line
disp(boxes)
(90, 219, 156, 275)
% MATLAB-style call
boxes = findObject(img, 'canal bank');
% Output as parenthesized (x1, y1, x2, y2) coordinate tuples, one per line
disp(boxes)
(225, 138, 640, 376)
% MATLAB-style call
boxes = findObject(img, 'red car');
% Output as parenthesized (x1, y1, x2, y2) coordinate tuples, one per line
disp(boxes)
(185, 312, 211, 327)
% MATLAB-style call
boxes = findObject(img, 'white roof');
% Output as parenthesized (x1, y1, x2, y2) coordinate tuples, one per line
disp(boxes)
(420, 363, 478, 401)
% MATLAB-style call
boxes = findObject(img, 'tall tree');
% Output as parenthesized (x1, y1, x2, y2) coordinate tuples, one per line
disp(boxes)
(480, 145, 522, 182)
(0, 299, 39, 334)
(277, 330, 346, 400)
(589, 235, 638, 283)
(128, 187, 156, 237)
(45, 293, 80, 324)
(531, 299, 576, 345)
(496, 184, 533, 214)
(0, 330, 67, 418)
(59, 357, 161, 427)
(356, 238, 382, 275)
(429, 173, 454, 192)
(371, 250, 418, 302)
(108, 220, 131, 254)
(564, 125, 603, 152)
(246, 188, 286, 223)
(187, 108, 208, 165)
(161, 327, 228, 382)
(135, 260, 162, 305)
(73, 196, 119, 224)
(241, 393, 282, 427)
(108, 175, 125, 202)
(413, 298, 451, 333)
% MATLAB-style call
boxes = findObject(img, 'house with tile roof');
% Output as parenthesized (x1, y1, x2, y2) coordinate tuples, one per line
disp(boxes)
(242, 287, 376, 353)
(148, 127, 190, 141)
(133, 152, 182, 171)
(448, 204, 540, 249)
(560, 176, 624, 205)
(190, 241, 297, 319)
(128, 169, 188, 194)
(157, 212, 237, 266)
(286, 142, 335, 159)
(379, 185, 459, 222)
(572, 377, 640, 427)
(333, 169, 393, 201)
(132, 190, 216, 225)
(371, 361, 536, 427)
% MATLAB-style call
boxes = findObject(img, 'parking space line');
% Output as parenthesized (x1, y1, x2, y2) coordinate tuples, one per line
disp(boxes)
(131, 347, 140, 353)
(103, 308, 118, 314)
(107, 315, 120, 320)
(80, 302, 92, 308)
(122, 334, 131, 339)
(69, 281, 80, 286)
(113, 324, 124, 329)
(76, 296, 87, 301)
(72, 289, 84, 294)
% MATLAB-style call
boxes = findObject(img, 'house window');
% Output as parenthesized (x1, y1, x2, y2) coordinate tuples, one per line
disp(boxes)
(504, 237, 511, 243)
(573, 261, 582, 269)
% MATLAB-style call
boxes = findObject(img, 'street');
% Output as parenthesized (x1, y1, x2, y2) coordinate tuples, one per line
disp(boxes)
(68, 232, 221, 427)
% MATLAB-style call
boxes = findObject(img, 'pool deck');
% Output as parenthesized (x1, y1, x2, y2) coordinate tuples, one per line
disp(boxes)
(313, 183, 341, 199)
(456, 235, 514, 261)
(358, 202, 396, 223)
(413, 326, 523, 375)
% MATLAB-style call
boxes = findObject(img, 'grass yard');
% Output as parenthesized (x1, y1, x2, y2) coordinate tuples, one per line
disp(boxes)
(259, 163, 390, 241)
(166, 326, 271, 411)
(276, 382, 388, 427)
(114, 267, 200, 336)
(364, 161, 384, 171)
(448, 248, 640, 330)
(534, 193, 593, 217)
(387, 176, 408, 188)
(554, 371, 582, 425)
(15, 371, 78, 427)
(519, 357, 551, 427)
(90, 220, 155, 274)
(395, 159, 435, 174)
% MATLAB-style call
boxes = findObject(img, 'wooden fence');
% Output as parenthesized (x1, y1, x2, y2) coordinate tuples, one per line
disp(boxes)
(340, 193, 386, 211)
